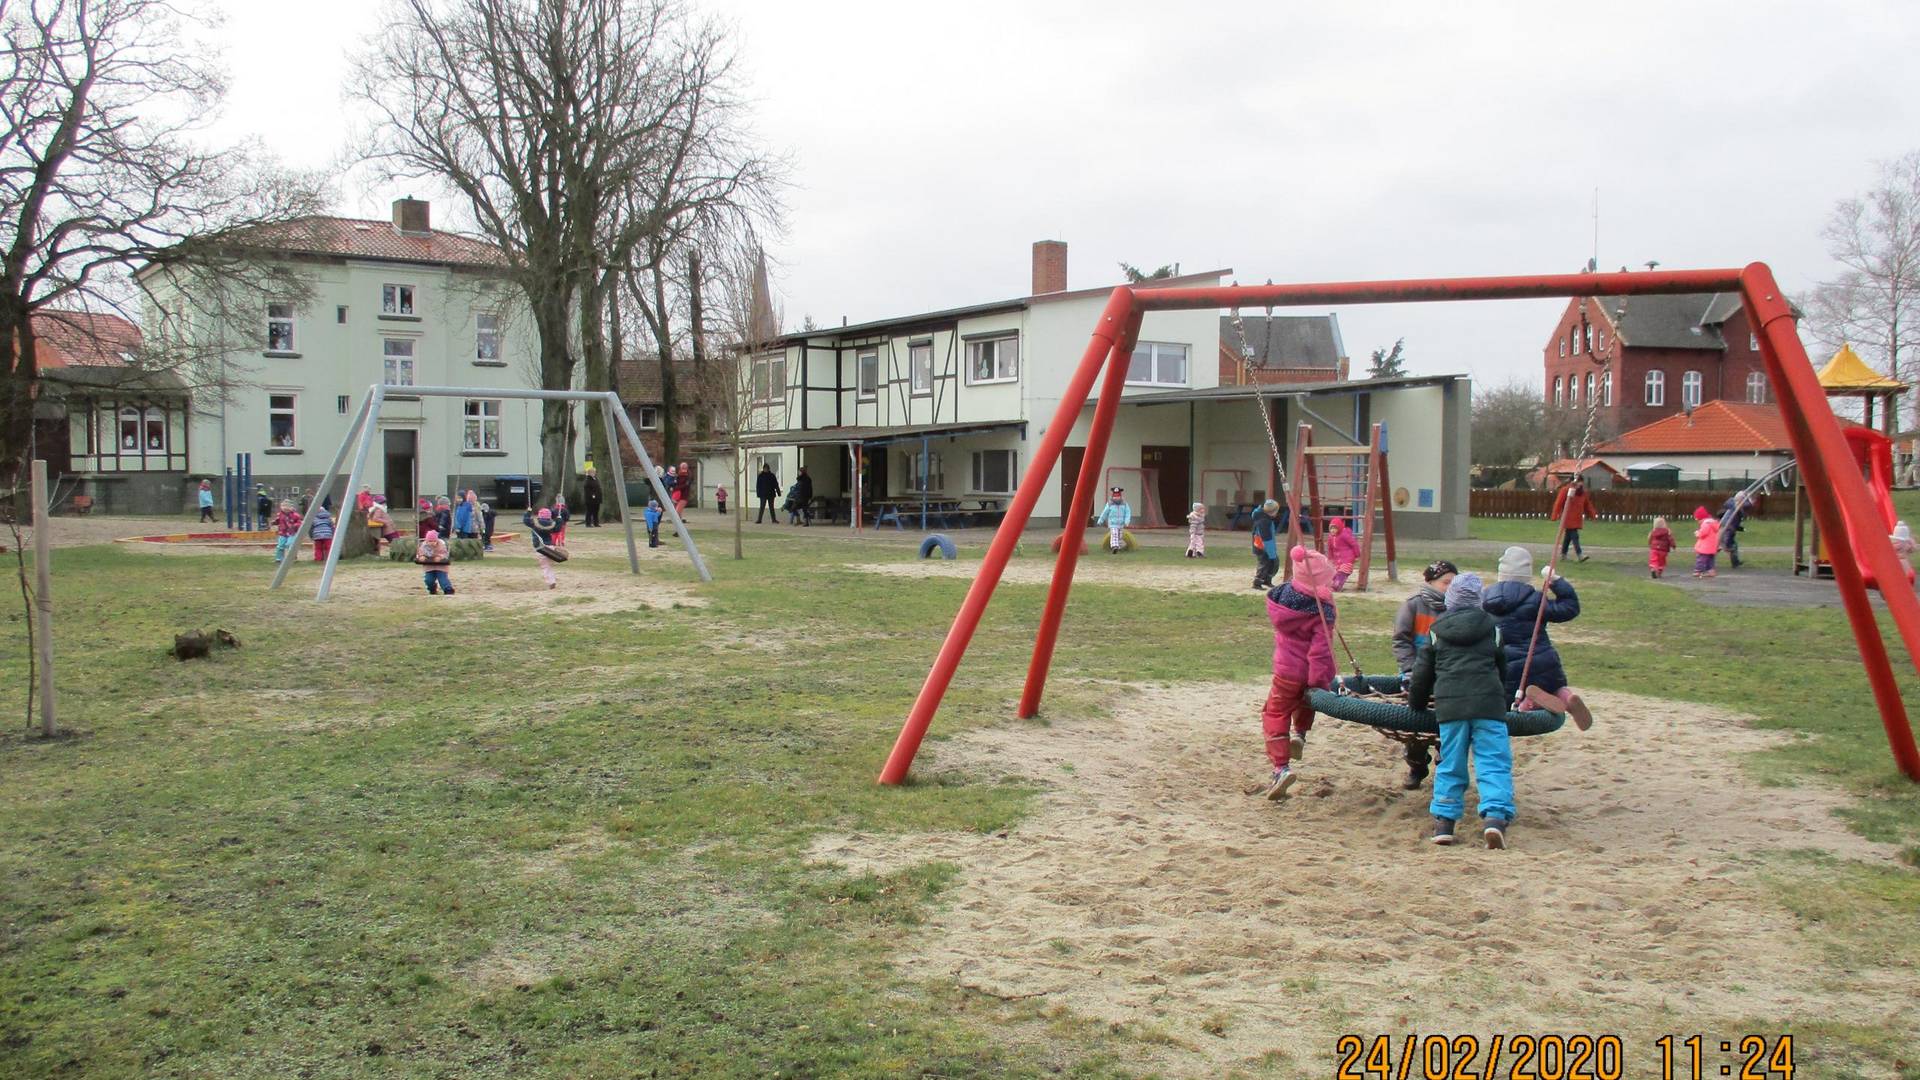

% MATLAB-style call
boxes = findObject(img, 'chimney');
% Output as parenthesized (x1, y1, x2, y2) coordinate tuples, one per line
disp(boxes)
(1032, 240, 1067, 295)
(393, 197, 431, 235)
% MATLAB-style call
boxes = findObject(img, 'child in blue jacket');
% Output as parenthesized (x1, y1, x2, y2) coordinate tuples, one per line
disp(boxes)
(643, 499, 664, 548)
(1094, 486, 1132, 553)
(1478, 545, 1594, 730)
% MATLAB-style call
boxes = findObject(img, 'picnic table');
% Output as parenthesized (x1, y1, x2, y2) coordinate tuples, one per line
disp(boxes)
(869, 498, 1004, 530)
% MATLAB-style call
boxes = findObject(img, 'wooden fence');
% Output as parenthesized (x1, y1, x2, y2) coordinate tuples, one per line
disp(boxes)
(1470, 488, 1776, 521)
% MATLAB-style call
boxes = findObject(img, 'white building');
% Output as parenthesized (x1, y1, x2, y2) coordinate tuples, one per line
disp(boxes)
(709, 242, 1471, 539)
(137, 198, 556, 514)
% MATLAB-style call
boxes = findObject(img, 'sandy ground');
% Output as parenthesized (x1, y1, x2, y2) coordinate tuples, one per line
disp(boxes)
(811, 685, 1912, 1077)
(848, 559, 1417, 604)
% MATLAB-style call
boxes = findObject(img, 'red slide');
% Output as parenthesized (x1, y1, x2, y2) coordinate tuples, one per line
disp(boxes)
(1840, 427, 1913, 590)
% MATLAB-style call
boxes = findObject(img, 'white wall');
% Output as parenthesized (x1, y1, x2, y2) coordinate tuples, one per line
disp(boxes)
(1370, 384, 1448, 518)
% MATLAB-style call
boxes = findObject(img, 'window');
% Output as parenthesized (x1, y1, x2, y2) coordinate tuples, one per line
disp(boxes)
(117, 407, 140, 451)
(1597, 328, 1606, 351)
(857, 349, 878, 401)
(1558, 336, 1566, 358)
(1569, 374, 1579, 406)
(1601, 371, 1612, 406)
(1746, 371, 1768, 403)
(266, 302, 295, 352)
(1553, 376, 1563, 407)
(638, 405, 660, 430)
(1682, 369, 1703, 408)
(1644, 370, 1665, 406)
(269, 394, 297, 448)
(475, 313, 501, 362)
(1571, 328, 1581, 355)
(971, 449, 1018, 494)
(337, 395, 349, 414)
(909, 341, 932, 394)
(1127, 342, 1190, 386)
(1750, 332, 1760, 352)
(336, 306, 348, 324)
(383, 338, 415, 385)
(463, 399, 501, 451)
(381, 284, 415, 315)
(966, 335, 1020, 383)
(1584, 373, 1594, 406)
(1584, 324, 1593, 351)
(901, 449, 942, 492)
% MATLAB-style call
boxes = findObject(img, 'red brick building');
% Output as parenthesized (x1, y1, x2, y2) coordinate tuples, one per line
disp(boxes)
(1542, 291, 1784, 440)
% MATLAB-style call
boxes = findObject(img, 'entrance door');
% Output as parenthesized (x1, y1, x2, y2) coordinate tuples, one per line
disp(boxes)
(383, 429, 416, 510)
(1141, 444, 1190, 526)
(1059, 446, 1085, 525)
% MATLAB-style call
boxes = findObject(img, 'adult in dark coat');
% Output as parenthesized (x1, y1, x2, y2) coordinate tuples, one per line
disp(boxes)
(793, 467, 814, 526)
(1719, 495, 1748, 568)
(581, 468, 603, 528)
(755, 464, 780, 523)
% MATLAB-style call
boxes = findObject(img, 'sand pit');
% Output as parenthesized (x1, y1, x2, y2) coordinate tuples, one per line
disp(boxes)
(811, 686, 1912, 1076)
(297, 554, 706, 614)
(848, 560, 1415, 602)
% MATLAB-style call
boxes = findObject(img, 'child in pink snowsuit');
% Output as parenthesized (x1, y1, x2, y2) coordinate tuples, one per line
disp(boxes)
(1326, 516, 1361, 591)
(1259, 545, 1337, 801)
(1185, 502, 1207, 558)
(1692, 506, 1721, 578)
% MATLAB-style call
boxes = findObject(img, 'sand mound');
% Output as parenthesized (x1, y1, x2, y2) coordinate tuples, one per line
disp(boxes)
(296, 556, 706, 614)
(811, 686, 1910, 1076)
(847, 560, 1411, 602)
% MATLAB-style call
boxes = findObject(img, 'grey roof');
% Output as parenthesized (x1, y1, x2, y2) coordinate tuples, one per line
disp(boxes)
(1219, 315, 1342, 368)
(1116, 373, 1464, 406)
(1600, 292, 1737, 351)
(708, 419, 1028, 449)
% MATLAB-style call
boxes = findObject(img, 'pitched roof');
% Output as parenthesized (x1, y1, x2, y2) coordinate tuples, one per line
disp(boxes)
(1598, 292, 1739, 351)
(1597, 400, 1859, 455)
(228, 216, 506, 269)
(1219, 315, 1343, 369)
(1817, 343, 1907, 391)
(613, 352, 703, 404)
(31, 310, 142, 367)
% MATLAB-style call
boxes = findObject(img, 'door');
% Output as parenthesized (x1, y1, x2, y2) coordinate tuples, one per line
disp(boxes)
(383, 429, 416, 511)
(1059, 446, 1085, 525)
(1141, 444, 1190, 526)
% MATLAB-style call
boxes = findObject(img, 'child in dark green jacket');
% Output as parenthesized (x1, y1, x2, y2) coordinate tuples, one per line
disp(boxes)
(1406, 572, 1516, 849)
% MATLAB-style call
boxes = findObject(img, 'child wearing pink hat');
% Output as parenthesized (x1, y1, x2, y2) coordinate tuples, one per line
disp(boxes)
(414, 529, 454, 595)
(1691, 506, 1721, 578)
(1257, 545, 1338, 800)
(523, 507, 564, 589)
(1326, 515, 1361, 591)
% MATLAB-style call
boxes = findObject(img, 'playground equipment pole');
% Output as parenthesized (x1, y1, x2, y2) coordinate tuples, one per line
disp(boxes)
(31, 459, 56, 737)
(318, 385, 387, 601)
(268, 391, 372, 592)
(1742, 264, 1920, 780)
(223, 464, 234, 529)
(1018, 308, 1143, 719)
(879, 289, 1136, 784)
(599, 397, 642, 575)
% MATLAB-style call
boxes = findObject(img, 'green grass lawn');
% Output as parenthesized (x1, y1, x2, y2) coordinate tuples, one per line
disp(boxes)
(1468, 488, 1920, 550)
(3, 526, 1919, 1077)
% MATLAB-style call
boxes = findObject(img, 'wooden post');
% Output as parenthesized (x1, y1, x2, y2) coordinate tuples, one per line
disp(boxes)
(30, 459, 55, 737)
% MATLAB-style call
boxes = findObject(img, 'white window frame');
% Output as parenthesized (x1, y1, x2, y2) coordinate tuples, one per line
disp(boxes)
(1602, 371, 1613, 407)
(1746, 370, 1767, 404)
(269, 393, 298, 448)
(475, 312, 502, 363)
(1597, 328, 1607, 351)
(909, 341, 933, 396)
(1571, 328, 1581, 355)
(901, 448, 942, 492)
(1569, 373, 1579, 407)
(970, 449, 1018, 494)
(1558, 336, 1566, 358)
(857, 349, 879, 401)
(1584, 324, 1593, 351)
(462, 398, 502, 451)
(638, 405, 661, 430)
(1682, 369, 1703, 408)
(1583, 373, 1594, 406)
(1126, 341, 1190, 387)
(1645, 370, 1665, 407)
(383, 337, 416, 386)
(965, 334, 1020, 385)
(1750, 332, 1760, 352)
(266, 302, 295, 353)
(381, 283, 416, 316)
(1553, 376, 1562, 407)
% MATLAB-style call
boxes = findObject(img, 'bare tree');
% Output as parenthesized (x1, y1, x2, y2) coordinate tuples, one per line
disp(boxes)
(0, 0, 326, 477)
(691, 245, 778, 559)
(1806, 150, 1920, 433)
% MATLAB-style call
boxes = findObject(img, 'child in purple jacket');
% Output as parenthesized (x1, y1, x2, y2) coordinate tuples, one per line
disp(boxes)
(1259, 545, 1338, 800)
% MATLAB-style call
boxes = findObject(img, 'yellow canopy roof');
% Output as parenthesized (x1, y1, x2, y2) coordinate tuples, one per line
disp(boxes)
(1818, 343, 1908, 393)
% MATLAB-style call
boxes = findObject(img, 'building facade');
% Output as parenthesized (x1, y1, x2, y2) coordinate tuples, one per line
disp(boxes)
(1543, 290, 1780, 441)
(705, 242, 1471, 538)
(140, 199, 557, 514)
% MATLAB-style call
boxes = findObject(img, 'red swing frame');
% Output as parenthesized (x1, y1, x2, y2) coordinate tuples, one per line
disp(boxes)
(877, 265, 1920, 785)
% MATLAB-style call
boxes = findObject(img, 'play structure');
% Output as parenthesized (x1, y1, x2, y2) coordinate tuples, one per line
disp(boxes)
(268, 385, 709, 601)
(1290, 421, 1397, 591)
(1309, 675, 1564, 737)
(878, 266, 1920, 785)
(1790, 426, 1913, 587)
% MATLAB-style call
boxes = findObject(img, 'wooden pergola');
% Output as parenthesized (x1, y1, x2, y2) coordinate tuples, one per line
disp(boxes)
(1818, 343, 1907, 435)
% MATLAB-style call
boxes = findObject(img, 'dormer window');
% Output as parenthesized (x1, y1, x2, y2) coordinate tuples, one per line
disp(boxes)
(382, 284, 415, 316)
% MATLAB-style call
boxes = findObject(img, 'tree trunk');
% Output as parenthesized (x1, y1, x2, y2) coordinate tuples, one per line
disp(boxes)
(579, 268, 616, 515)
(531, 290, 576, 510)
(688, 250, 705, 373)
(600, 283, 626, 522)
(651, 263, 681, 471)
(339, 508, 376, 559)
(0, 303, 40, 479)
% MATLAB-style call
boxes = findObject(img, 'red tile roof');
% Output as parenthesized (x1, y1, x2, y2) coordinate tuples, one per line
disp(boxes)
(1597, 400, 1858, 454)
(232, 216, 506, 269)
(31, 310, 142, 368)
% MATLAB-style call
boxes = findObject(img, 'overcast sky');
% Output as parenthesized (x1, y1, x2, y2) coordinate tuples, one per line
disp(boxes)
(209, 0, 1920, 387)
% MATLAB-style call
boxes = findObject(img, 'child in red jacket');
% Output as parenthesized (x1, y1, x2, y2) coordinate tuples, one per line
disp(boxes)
(1647, 516, 1676, 578)
(1326, 516, 1361, 591)
(1259, 545, 1338, 800)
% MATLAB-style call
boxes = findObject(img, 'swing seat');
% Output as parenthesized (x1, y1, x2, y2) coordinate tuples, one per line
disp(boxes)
(1307, 675, 1565, 737)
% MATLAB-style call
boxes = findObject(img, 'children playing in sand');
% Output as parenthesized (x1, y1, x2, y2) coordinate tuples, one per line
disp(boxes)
(1692, 506, 1721, 578)
(1391, 559, 1458, 789)
(1480, 545, 1593, 731)
(1326, 515, 1360, 591)
(1094, 486, 1132, 554)
(1186, 502, 1206, 558)
(1258, 545, 1337, 801)
(414, 530, 455, 595)
(1647, 517, 1676, 579)
(1406, 572, 1516, 848)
